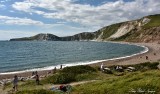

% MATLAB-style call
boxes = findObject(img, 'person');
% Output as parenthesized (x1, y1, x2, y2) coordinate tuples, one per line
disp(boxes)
(100, 63, 104, 71)
(146, 56, 149, 60)
(32, 71, 35, 76)
(13, 75, 18, 91)
(116, 66, 119, 70)
(60, 65, 63, 69)
(59, 85, 67, 92)
(52, 67, 57, 74)
(35, 74, 40, 85)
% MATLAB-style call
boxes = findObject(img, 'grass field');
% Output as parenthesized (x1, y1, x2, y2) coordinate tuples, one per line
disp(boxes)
(1, 62, 160, 94)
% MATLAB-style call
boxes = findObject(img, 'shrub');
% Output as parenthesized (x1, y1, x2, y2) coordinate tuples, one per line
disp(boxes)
(134, 62, 159, 70)
(42, 65, 97, 84)
(61, 65, 96, 74)
(53, 73, 76, 84)
(53, 65, 96, 84)
(147, 62, 159, 69)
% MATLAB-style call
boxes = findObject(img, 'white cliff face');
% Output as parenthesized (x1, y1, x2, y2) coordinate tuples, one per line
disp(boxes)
(109, 22, 135, 39)
(108, 18, 150, 39)
(138, 18, 150, 26)
(142, 18, 150, 25)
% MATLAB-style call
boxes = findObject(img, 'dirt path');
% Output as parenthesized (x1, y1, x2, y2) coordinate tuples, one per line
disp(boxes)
(0, 80, 97, 94)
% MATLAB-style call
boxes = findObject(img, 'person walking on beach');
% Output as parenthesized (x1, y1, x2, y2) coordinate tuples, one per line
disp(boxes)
(35, 74, 40, 85)
(13, 75, 18, 91)
(60, 65, 63, 69)
(146, 56, 148, 60)
(100, 63, 104, 72)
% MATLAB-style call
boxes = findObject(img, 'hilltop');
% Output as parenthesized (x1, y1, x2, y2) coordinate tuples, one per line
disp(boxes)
(10, 33, 61, 41)
(10, 14, 160, 43)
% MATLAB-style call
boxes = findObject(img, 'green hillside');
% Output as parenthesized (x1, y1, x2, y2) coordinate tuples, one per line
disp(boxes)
(144, 14, 160, 28)
(98, 14, 160, 42)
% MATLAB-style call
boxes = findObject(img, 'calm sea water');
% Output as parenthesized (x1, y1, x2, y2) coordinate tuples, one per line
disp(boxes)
(0, 41, 145, 73)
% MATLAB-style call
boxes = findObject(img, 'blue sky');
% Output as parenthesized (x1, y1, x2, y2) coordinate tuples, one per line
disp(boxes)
(0, 0, 160, 40)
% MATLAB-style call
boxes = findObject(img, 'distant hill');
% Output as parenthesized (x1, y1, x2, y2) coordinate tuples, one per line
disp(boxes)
(10, 33, 61, 41)
(10, 14, 160, 43)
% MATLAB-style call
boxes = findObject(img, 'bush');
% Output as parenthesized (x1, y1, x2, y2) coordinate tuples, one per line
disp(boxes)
(53, 73, 76, 84)
(53, 65, 96, 84)
(42, 65, 97, 84)
(147, 62, 159, 69)
(61, 65, 96, 74)
(134, 62, 159, 71)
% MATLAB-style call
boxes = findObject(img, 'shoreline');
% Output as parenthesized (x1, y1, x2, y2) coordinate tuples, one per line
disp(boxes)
(0, 42, 148, 75)
(90, 42, 160, 67)
(0, 42, 159, 80)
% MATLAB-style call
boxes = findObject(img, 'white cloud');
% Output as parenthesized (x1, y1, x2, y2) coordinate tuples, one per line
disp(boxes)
(0, 15, 44, 25)
(0, 30, 37, 40)
(0, 0, 10, 3)
(0, 4, 5, 8)
(0, 24, 89, 40)
(12, 0, 160, 27)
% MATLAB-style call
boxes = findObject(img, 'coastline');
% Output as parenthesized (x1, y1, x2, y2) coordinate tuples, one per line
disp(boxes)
(0, 42, 159, 80)
(90, 42, 160, 67)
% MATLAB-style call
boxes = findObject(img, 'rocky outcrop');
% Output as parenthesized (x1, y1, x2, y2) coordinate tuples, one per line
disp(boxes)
(61, 32, 96, 41)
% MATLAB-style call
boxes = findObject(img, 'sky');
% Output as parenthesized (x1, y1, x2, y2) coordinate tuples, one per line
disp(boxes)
(0, 0, 160, 40)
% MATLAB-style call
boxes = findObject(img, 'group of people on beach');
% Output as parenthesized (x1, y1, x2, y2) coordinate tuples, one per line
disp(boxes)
(10, 65, 68, 92)
(12, 71, 40, 92)
(11, 66, 59, 92)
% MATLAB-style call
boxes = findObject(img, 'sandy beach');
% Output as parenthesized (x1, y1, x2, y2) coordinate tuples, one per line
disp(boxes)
(0, 42, 160, 81)
(91, 42, 160, 66)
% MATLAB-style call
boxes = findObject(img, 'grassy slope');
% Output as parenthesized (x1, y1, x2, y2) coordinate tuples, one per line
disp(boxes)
(8, 68, 160, 94)
(73, 70, 160, 94)
(2, 62, 157, 94)
(143, 14, 160, 28)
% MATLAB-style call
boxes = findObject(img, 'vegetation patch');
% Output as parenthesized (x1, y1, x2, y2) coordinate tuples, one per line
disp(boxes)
(41, 65, 97, 84)
(73, 70, 160, 94)
(16, 89, 55, 94)
(143, 14, 160, 28)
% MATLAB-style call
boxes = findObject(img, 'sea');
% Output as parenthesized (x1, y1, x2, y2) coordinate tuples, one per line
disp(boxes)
(0, 41, 147, 74)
